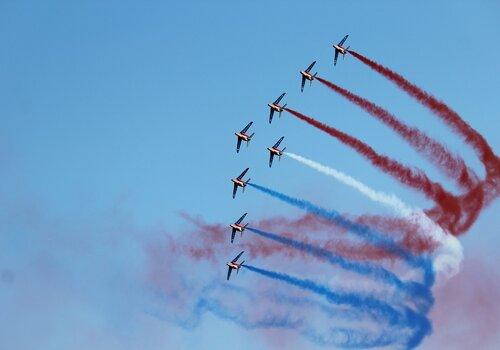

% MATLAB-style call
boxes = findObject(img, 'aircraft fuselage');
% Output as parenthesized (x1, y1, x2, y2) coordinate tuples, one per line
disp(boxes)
(300, 71, 314, 81)
(230, 223, 245, 232)
(232, 178, 246, 187)
(235, 132, 250, 141)
(267, 147, 282, 156)
(333, 45, 347, 54)
(268, 103, 283, 112)
(227, 262, 241, 270)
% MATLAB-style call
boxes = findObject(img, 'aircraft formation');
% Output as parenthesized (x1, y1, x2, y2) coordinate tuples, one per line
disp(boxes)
(226, 34, 350, 280)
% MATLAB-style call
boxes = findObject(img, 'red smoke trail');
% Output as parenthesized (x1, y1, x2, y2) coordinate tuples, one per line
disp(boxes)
(177, 213, 439, 263)
(284, 107, 461, 227)
(315, 76, 479, 191)
(349, 50, 500, 203)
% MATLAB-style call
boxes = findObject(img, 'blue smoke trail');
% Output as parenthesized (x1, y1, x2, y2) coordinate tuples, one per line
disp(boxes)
(303, 327, 397, 349)
(248, 182, 435, 288)
(147, 280, 398, 348)
(247, 226, 433, 312)
(244, 264, 432, 349)
(146, 280, 300, 331)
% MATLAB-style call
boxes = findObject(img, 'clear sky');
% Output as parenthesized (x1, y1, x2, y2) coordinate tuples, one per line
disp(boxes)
(1, 1, 499, 349)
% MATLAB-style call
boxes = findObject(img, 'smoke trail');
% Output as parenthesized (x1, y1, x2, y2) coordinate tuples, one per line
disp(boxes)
(247, 182, 435, 288)
(285, 151, 412, 215)
(348, 51, 498, 232)
(284, 107, 461, 223)
(178, 212, 415, 265)
(247, 226, 433, 310)
(244, 264, 432, 349)
(315, 76, 478, 191)
(284, 152, 463, 279)
(349, 50, 499, 202)
(348, 51, 498, 172)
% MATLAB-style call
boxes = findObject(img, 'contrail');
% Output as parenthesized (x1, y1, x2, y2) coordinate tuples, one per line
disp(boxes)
(283, 152, 463, 280)
(315, 76, 478, 191)
(285, 151, 412, 216)
(244, 264, 432, 349)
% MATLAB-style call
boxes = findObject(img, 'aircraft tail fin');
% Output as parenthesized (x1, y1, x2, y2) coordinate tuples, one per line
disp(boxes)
(280, 148, 286, 160)
(249, 132, 254, 139)
(239, 261, 245, 272)
(281, 104, 287, 116)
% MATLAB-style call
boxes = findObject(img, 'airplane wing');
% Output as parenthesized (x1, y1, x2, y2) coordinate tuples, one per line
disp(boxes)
(305, 61, 316, 73)
(238, 167, 249, 179)
(269, 152, 275, 168)
(269, 108, 275, 124)
(227, 266, 232, 280)
(274, 136, 284, 148)
(236, 213, 247, 224)
(334, 49, 339, 66)
(241, 121, 253, 134)
(232, 251, 244, 262)
(231, 229, 236, 243)
(338, 34, 348, 46)
(275, 93, 285, 104)
(232, 183, 238, 198)
(236, 137, 242, 153)
(301, 75, 306, 92)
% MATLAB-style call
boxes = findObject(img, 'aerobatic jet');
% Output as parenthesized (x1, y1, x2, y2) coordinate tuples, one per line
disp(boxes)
(226, 251, 245, 280)
(300, 61, 317, 92)
(267, 93, 287, 124)
(231, 167, 250, 198)
(267, 137, 286, 168)
(333, 34, 350, 66)
(229, 213, 248, 243)
(235, 121, 254, 153)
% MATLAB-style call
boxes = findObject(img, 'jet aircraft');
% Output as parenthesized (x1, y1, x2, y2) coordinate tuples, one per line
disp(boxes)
(267, 93, 287, 124)
(226, 251, 245, 280)
(333, 34, 350, 66)
(231, 168, 250, 198)
(235, 122, 254, 153)
(229, 213, 248, 243)
(267, 137, 286, 168)
(300, 61, 317, 92)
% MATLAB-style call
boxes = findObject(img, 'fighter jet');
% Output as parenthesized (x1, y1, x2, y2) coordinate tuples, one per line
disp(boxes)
(267, 93, 287, 124)
(226, 251, 245, 280)
(229, 213, 248, 243)
(300, 61, 317, 92)
(231, 167, 250, 198)
(235, 122, 254, 153)
(333, 34, 350, 66)
(267, 137, 286, 168)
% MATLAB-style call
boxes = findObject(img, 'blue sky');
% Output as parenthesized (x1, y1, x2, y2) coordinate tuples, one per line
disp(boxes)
(1, 1, 499, 349)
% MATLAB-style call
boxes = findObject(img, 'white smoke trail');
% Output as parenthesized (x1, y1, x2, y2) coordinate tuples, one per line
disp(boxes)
(285, 152, 463, 281)
(285, 152, 413, 215)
